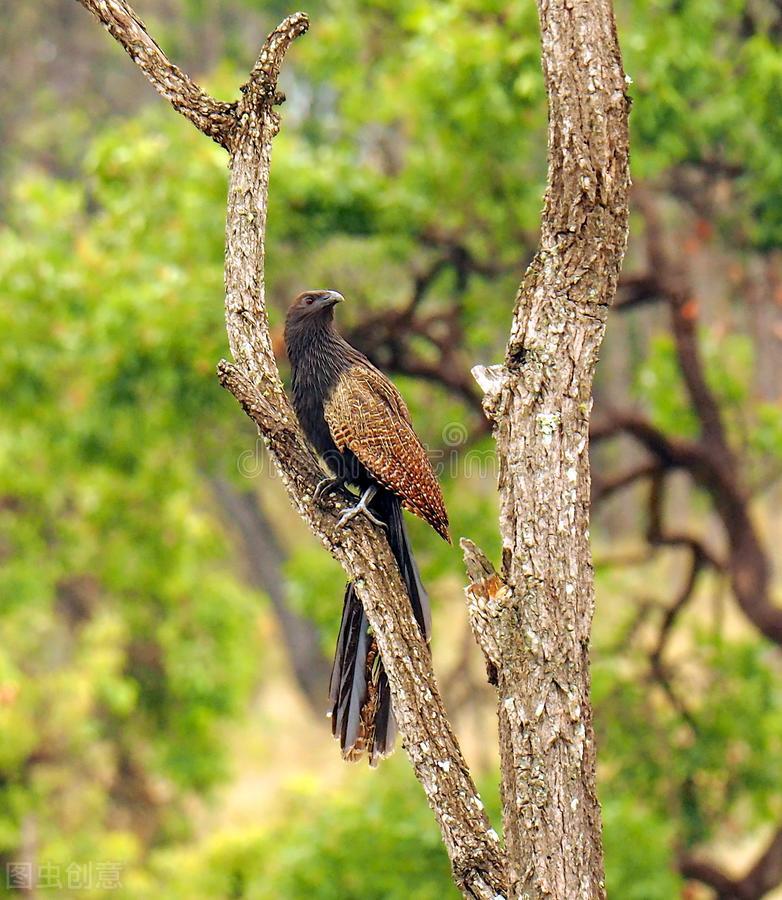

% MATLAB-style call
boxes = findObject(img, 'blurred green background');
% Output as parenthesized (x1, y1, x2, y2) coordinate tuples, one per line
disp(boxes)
(1, 1, 782, 897)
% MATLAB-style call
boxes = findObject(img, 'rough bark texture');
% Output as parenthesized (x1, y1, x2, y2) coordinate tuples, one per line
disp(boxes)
(75, 3, 505, 896)
(76, 0, 631, 895)
(75, 0, 237, 145)
(466, 2, 630, 897)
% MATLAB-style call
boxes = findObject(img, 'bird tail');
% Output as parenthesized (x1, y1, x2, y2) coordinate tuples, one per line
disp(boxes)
(328, 490, 430, 765)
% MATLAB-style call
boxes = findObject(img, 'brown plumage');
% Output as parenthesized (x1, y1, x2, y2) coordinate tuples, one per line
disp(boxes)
(324, 365, 450, 541)
(284, 289, 449, 764)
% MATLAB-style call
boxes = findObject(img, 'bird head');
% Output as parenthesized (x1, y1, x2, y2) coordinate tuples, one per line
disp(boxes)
(286, 290, 344, 326)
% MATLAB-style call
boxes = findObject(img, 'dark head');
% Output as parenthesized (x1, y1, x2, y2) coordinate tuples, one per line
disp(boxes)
(284, 290, 346, 371)
(286, 290, 343, 329)
(285, 288, 353, 405)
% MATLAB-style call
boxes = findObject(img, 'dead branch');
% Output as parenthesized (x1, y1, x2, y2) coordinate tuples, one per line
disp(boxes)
(76, 0, 237, 145)
(216, 365, 505, 898)
(461, 538, 507, 687)
(75, 4, 506, 895)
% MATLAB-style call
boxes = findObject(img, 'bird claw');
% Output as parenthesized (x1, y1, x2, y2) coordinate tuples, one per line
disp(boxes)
(336, 486, 387, 532)
(338, 506, 388, 531)
(313, 476, 346, 503)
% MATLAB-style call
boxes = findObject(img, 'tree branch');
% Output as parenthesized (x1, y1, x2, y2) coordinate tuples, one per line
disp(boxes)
(217, 364, 505, 898)
(78, 6, 507, 895)
(75, 0, 237, 146)
(594, 410, 782, 645)
(220, 14, 507, 884)
(461, 539, 507, 687)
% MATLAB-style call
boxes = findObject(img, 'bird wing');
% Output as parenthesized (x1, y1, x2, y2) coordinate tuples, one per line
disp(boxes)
(324, 365, 450, 541)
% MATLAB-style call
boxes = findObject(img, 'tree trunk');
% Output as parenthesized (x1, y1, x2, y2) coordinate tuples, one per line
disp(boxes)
(467, 2, 630, 896)
(75, 1, 630, 896)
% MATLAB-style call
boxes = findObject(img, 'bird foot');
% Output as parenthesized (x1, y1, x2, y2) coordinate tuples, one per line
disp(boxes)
(313, 476, 348, 503)
(336, 486, 387, 532)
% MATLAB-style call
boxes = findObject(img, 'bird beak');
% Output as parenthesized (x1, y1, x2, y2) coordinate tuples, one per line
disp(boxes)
(321, 291, 344, 308)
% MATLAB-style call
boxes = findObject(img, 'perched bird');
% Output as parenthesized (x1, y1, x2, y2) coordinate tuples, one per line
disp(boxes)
(284, 289, 450, 764)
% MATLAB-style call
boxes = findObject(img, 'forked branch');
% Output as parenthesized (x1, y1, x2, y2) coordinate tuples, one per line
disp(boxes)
(76, 0, 237, 145)
(75, 3, 506, 896)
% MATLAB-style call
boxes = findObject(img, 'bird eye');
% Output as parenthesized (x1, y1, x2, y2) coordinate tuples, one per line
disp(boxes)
(305, 297, 314, 305)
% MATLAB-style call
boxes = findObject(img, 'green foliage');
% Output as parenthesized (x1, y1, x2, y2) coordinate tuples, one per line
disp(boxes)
(622, 0, 782, 247)
(0, 115, 262, 868)
(634, 329, 782, 475)
(602, 795, 683, 899)
(2, 0, 782, 895)
(635, 333, 700, 439)
(285, 544, 345, 650)
(594, 631, 782, 849)
(751, 401, 782, 466)
(129, 760, 461, 899)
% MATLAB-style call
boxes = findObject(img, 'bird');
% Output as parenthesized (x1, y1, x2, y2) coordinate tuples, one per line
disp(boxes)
(284, 289, 450, 765)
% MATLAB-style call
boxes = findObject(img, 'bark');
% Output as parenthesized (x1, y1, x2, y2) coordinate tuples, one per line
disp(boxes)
(75, 1, 631, 895)
(465, 1, 630, 897)
(74, 3, 504, 896)
(75, 0, 237, 146)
